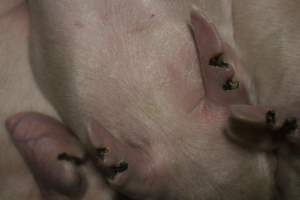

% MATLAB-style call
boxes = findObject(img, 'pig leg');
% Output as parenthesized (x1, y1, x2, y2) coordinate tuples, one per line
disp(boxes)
(226, 103, 300, 152)
(190, 9, 251, 107)
(268, 108, 300, 200)
(4, 112, 119, 200)
(226, 103, 300, 200)
(87, 119, 162, 200)
(226, 104, 281, 151)
(5, 112, 87, 199)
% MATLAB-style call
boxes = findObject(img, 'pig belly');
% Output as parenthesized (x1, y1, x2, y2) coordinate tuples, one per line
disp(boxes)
(0, 1, 233, 199)
(28, 1, 273, 200)
(28, 0, 236, 144)
(3, 0, 299, 199)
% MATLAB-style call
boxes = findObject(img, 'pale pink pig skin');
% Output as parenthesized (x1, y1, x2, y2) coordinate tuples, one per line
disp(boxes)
(24, 1, 276, 200)
(5, 0, 299, 200)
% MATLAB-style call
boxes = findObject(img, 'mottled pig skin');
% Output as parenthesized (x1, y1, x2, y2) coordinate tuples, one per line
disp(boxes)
(2, 0, 300, 200)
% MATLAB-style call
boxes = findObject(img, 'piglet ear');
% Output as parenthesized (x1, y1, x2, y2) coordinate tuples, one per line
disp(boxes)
(190, 10, 251, 106)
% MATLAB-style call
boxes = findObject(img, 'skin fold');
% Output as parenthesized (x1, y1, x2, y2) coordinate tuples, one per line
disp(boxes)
(2, 0, 300, 199)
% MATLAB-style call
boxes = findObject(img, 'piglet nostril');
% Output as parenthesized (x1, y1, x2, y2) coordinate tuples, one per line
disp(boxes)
(209, 53, 229, 68)
(223, 79, 240, 91)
